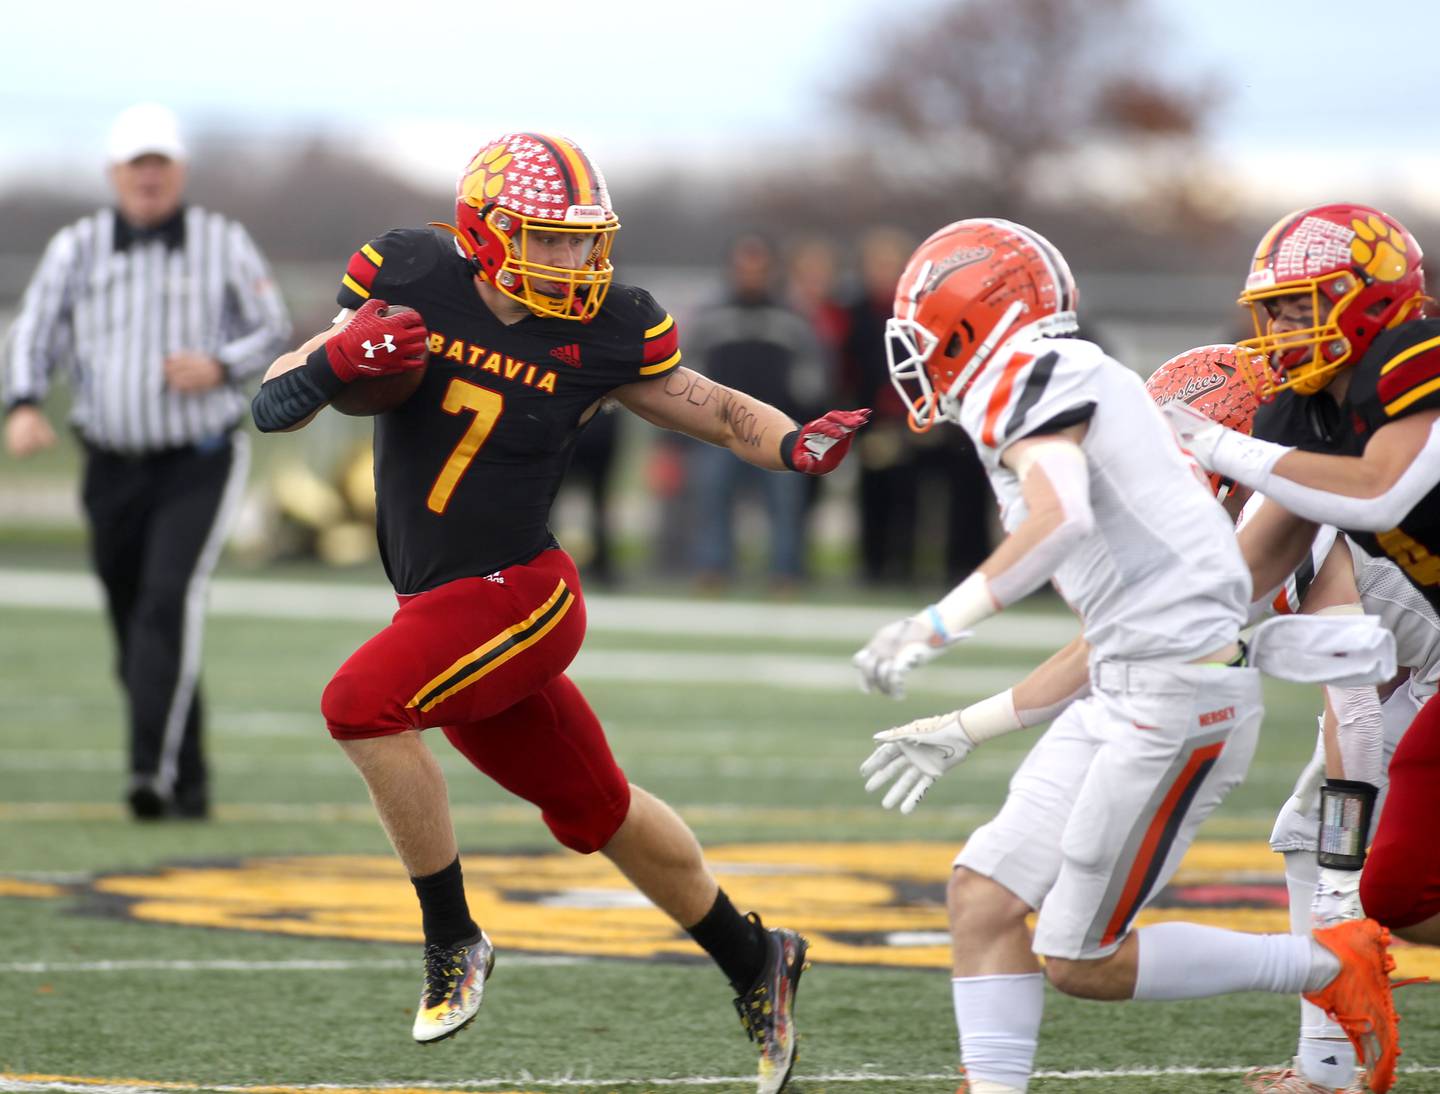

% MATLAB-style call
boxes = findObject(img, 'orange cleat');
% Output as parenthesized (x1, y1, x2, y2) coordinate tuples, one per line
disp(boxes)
(1303, 919, 1400, 1093)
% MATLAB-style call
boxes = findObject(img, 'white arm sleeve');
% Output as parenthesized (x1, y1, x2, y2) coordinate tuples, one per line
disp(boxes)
(988, 440, 1094, 606)
(1316, 605, 1386, 785)
(1216, 417, 1440, 532)
(930, 441, 1093, 636)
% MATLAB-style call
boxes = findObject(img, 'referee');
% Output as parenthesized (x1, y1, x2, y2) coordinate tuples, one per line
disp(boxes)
(3, 103, 291, 820)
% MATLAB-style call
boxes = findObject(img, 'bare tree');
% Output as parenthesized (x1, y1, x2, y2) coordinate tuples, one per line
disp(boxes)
(842, 0, 1211, 216)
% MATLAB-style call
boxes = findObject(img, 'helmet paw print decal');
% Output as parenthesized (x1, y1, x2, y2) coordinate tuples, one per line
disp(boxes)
(460, 143, 513, 208)
(1351, 215, 1409, 283)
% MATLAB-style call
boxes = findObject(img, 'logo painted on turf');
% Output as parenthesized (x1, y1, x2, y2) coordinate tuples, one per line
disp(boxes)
(5, 840, 1371, 973)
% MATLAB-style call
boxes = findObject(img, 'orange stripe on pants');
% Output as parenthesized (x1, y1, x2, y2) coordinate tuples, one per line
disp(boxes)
(1100, 740, 1226, 947)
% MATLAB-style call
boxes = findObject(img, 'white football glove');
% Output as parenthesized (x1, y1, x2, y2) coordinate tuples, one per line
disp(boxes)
(859, 710, 978, 814)
(853, 613, 969, 699)
(1160, 400, 1234, 470)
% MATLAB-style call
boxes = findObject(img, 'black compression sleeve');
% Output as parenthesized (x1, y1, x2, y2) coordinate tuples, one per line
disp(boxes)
(251, 348, 347, 433)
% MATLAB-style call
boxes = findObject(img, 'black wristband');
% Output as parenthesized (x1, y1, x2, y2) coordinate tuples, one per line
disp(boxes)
(250, 349, 345, 433)
(4, 397, 39, 419)
(302, 345, 348, 399)
(779, 428, 800, 472)
(1317, 778, 1378, 870)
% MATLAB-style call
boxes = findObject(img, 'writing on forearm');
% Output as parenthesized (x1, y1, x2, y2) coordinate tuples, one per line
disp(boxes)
(664, 369, 713, 405)
(717, 390, 766, 448)
(661, 370, 768, 448)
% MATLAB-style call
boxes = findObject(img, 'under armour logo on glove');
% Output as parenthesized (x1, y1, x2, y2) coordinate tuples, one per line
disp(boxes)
(786, 408, 871, 475)
(362, 335, 397, 359)
(802, 433, 839, 460)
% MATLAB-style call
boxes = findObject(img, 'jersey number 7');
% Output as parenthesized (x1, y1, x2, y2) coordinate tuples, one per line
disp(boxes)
(1376, 526, 1440, 588)
(427, 379, 505, 515)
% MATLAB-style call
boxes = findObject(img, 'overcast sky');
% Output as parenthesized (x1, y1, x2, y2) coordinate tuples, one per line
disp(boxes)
(3, 0, 1438, 212)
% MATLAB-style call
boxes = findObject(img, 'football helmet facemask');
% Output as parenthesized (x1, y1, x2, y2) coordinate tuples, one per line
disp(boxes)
(434, 132, 619, 322)
(1145, 343, 1263, 502)
(885, 218, 1078, 432)
(1238, 203, 1427, 398)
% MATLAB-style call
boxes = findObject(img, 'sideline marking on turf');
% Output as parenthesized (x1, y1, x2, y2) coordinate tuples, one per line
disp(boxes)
(8, 1067, 1440, 1091)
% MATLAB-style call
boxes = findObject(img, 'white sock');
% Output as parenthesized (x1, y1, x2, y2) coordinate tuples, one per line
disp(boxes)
(1297, 1038, 1358, 1089)
(1283, 851, 1355, 1086)
(951, 973, 1043, 1093)
(1132, 923, 1339, 1000)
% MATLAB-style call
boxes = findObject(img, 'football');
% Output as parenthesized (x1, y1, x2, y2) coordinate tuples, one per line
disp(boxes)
(329, 305, 427, 416)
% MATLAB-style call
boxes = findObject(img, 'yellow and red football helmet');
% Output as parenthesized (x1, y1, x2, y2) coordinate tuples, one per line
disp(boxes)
(435, 132, 619, 321)
(1238, 203, 1427, 397)
(885, 218, 1078, 431)
(1145, 344, 1263, 501)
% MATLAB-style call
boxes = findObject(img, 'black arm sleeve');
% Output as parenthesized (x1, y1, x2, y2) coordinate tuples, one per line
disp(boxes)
(250, 348, 347, 433)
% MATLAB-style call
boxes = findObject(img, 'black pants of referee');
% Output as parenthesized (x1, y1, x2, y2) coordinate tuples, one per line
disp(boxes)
(80, 432, 248, 818)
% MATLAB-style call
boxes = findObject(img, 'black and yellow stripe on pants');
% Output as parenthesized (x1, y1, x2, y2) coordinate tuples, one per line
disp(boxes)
(407, 580, 575, 713)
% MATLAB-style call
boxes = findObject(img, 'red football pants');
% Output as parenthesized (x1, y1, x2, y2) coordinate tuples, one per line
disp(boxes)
(1362, 688, 1440, 928)
(321, 547, 630, 852)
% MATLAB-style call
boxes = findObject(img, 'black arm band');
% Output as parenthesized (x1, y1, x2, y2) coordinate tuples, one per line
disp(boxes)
(1317, 778, 1379, 870)
(779, 428, 800, 472)
(250, 348, 345, 433)
(5, 397, 39, 418)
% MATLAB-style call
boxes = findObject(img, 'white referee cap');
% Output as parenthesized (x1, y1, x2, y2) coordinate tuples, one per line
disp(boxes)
(107, 103, 187, 164)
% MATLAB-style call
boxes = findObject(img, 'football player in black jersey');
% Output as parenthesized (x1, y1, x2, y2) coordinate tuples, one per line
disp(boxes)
(251, 132, 868, 1094)
(1164, 205, 1440, 966)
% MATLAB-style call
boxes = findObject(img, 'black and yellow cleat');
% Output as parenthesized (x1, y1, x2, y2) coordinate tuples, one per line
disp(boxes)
(411, 931, 495, 1044)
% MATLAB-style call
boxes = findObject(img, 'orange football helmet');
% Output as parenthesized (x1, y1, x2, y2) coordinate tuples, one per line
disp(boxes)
(434, 132, 619, 321)
(886, 218, 1078, 431)
(1238, 203, 1427, 397)
(1145, 344, 1264, 501)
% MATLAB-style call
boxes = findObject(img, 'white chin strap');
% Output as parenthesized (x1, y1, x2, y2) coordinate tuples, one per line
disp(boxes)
(942, 300, 1026, 408)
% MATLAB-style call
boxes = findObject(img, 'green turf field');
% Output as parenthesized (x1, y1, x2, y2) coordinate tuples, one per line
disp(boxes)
(2, 567, 1437, 1094)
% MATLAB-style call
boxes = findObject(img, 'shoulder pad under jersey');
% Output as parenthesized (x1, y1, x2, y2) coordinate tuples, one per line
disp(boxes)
(335, 227, 447, 312)
(600, 283, 682, 382)
(960, 337, 1100, 454)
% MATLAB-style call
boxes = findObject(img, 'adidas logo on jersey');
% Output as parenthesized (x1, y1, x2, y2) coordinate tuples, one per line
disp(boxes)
(549, 343, 582, 368)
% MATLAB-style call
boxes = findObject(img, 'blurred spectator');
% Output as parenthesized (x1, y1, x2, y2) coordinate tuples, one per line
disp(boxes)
(686, 233, 829, 590)
(785, 235, 849, 516)
(785, 235, 849, 358)
(1, 103, 291, 821)
(839, 227, 993, 588)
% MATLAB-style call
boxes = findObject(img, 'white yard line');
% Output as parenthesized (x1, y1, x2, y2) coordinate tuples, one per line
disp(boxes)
(0, 568, 1074, 649)
(0, 800, 1004, 824)
(5, 1066, 1440, 1091)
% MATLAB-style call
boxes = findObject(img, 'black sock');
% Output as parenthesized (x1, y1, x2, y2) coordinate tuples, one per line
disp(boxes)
(410, 857, 479, 948)
(685, 888, 768, 994)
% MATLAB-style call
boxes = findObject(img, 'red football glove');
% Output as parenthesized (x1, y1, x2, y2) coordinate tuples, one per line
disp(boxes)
(787, 408, 871, 475)
(325, 299, 428, 383)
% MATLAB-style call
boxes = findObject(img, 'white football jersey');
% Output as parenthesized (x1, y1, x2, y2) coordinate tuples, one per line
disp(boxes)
(959, 336, 1250, 662)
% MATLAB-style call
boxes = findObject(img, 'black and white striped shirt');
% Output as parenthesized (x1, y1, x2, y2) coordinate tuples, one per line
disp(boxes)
(4, 206, 291, 453)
